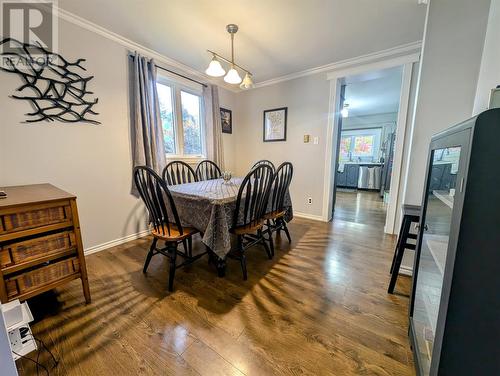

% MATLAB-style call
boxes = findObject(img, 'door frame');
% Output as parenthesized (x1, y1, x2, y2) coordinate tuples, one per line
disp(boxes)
(322, 52, 420, 234)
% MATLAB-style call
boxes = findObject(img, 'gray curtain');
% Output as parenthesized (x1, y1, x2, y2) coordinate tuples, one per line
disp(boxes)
(130, 52, 166, 185)
(203, 84, 225, 170)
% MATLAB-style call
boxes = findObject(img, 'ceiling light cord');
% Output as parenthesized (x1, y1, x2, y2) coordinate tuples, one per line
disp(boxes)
(231, 32, 235, 66)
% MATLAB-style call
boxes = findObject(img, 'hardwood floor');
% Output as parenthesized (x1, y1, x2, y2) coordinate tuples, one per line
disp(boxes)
(334, 190, 388, 226)
(17, 192, 414, 376)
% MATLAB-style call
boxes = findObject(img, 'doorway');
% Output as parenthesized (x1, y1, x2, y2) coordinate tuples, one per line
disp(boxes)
(332, 67, 403, 227)
(322, 52, 419, 234)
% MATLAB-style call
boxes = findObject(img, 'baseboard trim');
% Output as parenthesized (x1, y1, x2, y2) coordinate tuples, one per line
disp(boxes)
(84, 229, 151, 256)
(294, 211, 327, 222)
(399, 265, 413, 277)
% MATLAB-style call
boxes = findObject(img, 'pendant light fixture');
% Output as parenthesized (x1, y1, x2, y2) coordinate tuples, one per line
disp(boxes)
(240, 72, 254, 89)
(205, 54, 225, 77)
(206, 24, 253, 89)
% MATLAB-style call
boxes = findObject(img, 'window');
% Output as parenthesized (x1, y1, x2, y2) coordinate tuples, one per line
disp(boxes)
(353, 135, 374, 157)
(339, 136, 352, 159)
(156, 78, 205, 157)
(181, 91, 203, 155)
(339, 128, 381, 163)
(157, 84, 175, 154)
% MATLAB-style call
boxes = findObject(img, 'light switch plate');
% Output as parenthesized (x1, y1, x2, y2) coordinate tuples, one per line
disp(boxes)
(313, 137, 319, 145)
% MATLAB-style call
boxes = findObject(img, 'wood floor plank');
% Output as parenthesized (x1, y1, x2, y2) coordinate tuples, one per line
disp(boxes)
(181, 340, 246, 376)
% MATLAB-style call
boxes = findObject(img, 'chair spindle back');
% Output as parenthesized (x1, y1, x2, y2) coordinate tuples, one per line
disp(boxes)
(162, 161, 196, 185)
(269, 162, 293, 214)
(252, 159, 275, 173)
(134, 166, 183, 237)
(233, 165, 274, 229)
(195, 160, 222, 181)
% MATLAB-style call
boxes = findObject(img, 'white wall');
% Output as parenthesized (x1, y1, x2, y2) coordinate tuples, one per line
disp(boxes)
(0, 19, 147, 251)
(397, 63, 422, 271)
(0, 18, 235, 252)
(342, 113, 398, 130)
(404, 0, 491, 205)
(473, 0, 500, 115)
(234, 74, 331, 218)
(218, 88, 238, 172)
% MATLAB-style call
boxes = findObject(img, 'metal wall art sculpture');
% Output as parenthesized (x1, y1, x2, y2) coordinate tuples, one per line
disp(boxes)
(0, 38, 100, 124)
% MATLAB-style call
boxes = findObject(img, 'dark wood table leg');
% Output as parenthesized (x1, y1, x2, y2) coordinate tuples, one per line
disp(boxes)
(216, 258, 226, 277)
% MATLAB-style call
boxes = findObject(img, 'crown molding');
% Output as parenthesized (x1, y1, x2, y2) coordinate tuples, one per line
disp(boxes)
(53, 6, 240, 93)
(252, 41, 422, 89)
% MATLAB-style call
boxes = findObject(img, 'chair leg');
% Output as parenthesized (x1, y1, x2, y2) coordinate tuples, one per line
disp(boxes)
(237, 235, 247, 280)
(168, 243, 178, 292)
(388, 217, 411, 294)
(390, 216, 407, 274)
(260, 229, 273, 260)
(187, 236, 193, 258)
(182, 239, 188, 255)
(282, 220, 291, 243)
(143, 238, 157, 273)
(266, 220, 275, 257)
(240, 254, 247, 281)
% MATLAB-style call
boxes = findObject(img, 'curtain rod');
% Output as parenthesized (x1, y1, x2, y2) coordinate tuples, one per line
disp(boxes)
(129, 54, 208, 88)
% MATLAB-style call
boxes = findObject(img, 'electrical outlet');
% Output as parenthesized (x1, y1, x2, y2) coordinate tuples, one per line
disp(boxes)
(307, 197, 313, 204)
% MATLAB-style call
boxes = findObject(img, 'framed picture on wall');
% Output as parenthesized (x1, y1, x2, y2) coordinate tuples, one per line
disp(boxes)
(263, 107, 287, 142)
(220, 108, 232, 134)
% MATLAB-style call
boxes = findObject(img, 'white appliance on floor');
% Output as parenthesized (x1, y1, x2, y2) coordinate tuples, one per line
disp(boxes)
(2, 300, 37, 360)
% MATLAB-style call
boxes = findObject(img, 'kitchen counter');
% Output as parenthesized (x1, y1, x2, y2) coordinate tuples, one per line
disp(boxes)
(336, 163, 384, 189)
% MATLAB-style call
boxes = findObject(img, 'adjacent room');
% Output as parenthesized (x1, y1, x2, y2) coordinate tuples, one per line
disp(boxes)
(1, 1, 499, 375)
(333, 66, 403, 228)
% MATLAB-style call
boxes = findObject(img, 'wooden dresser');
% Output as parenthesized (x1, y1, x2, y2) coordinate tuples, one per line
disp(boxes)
(0, 184, 91, 304)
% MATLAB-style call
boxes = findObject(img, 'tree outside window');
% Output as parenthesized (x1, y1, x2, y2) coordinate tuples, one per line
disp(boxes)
(156, 81, 204, 157)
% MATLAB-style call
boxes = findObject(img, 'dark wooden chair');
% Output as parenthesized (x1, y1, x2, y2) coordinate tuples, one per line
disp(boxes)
(195, 160, 222, 181)
(162, 161, 196, 185)
(263, 162, 293, 256)
(134, 166, 206, 291)
(230, 164, 274, 280)
(252, 159, 275, 173)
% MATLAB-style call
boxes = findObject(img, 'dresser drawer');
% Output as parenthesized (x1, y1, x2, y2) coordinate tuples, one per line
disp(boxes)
(0, 202, 73, 235)
(0, 231, 77, 269)
(5, 257, 80, 299)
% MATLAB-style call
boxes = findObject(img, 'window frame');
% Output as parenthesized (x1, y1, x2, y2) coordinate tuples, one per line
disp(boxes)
(156, 74, 206, 161)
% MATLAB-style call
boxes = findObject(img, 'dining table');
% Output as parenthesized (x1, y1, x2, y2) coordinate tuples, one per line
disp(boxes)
(168, 177, 293, 274)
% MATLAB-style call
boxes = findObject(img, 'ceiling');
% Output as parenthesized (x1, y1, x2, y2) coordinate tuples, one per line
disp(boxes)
(58, 0, 426, 84)
(344, 66, 403, 117)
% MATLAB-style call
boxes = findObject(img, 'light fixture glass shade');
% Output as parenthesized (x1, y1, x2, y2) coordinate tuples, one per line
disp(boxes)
(205, 56, 226, 77)
(240, 72, 254, 89)
(224, 67, 242, 84)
